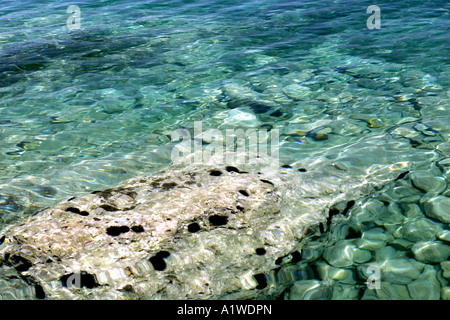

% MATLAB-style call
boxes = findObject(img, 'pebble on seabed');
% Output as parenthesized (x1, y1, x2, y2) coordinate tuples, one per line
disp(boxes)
(423, 196, 450, 224)
(286, 165, 450, 300)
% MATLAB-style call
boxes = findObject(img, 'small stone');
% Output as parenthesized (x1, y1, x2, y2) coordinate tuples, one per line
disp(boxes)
(441, 261, 450, 278)
(222, 108, 260, 128)
(375, 246, 398, 261)
(442, 287, 450, 300)
(423, 196, 450, 223)
(283, 84, 311, 100)
(331, 284, 361, 300)
(355, 238, 387, 251)
(323, 240, 355, 268)
(411, 171, 447, 194)
(411, 241, 450, 263)
(315, 262, 355, 282)
(375, 282, 411, 299)
(300, 241, 324, 262)
(401, 203, 422, 219)
(362, 228, 393, 242)
(399, 217, 443, 242)
(437, 230, 450, 242)
(351, 199, 384, 224)
(358, 259, 424, 285)
(389, 239, 414, 251)
(286, 280, 332, 300)
(407, 265, 440, 300)
(353, 248, 373, 264)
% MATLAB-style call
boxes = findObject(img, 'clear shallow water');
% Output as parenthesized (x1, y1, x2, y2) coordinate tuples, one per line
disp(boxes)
(0, 0, 449, 299)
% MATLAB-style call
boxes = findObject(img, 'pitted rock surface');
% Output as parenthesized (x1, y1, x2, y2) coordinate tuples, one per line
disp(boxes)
(0, 162, 403, 300)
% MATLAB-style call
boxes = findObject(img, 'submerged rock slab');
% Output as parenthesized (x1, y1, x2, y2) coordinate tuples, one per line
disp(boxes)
(0, 159, 404, 300)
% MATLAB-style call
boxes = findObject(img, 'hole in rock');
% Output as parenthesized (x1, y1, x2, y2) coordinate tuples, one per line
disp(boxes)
(290, 251, 302, 263)
(106, 226, 130, 236)
(275, 257, 283, 265)
(9, 255, 32, 272)
(149, 251, 170, 271)
(187, 222, 200, 233)
(281, 165, 292, 169)
(208, 215, 228, 226)
(238, 190, 249, 197)
(131, 225, 145, 233)
(236, 205, 245, 212)
(161, 182, 177, 190)
(35, 284, 46, 299)
(209, 170, 223, 176)
(270, 109, 283, 117)
(92, 189, 114, 199)
(126, 191, 137, 199)
(298, 168, 307, 172)
(225, 166, 240, 173)
(120, 284, 134, 292)
(255, 248, 266, 255)
(253, 273, 267, 289)
(395, 171, 409, 181)
(327, 207, 341, 226)
(260, 179, 274, 186)
(0, 235, 5, 246)
(345, 228, 362, 239)
(342, 200, 355, 215)
(60, 271, 99, 289)
(100, 204, 119, 212)
(66, 207, 89, 216)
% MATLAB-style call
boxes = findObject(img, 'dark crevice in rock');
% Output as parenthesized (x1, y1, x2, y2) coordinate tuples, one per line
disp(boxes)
(34, 284, 46, 299)
(281, 165, 292, 169)
(187, 222, 200, 233)
(131, 225, 145, 233)
(236, 205, 245, 212)
(253, 273, 267, 289)
(99, 204, 119, 212)
(60, 271, 99, 289)
(270, 109, 283, 117)
(149, 251, 170, 271)
(255, 248, 266, 255)
(208, 215, 228, 226)
(342, 200, 355, 215)
(260, 179, 274, 186)
(161, 182, 177, 190)
(125, 191, 137, 199)
(0, 235, 5, 246)
(290, 251, 302, 263)
(298, 168, 307, 172)
(209, 170, 223, 176)
(345, 228, 362, 239)
(91, 189, 114, 199)
(395, 171, 410, 181)
(9, 255, 32, 272)
(326, 207, 341, 227)
(66, 207, 89, 216)
(225, 166, 240, 173)
(120, 284, 134, 292)
(106, 226, 130, 236)
(238, 190, 249, 197)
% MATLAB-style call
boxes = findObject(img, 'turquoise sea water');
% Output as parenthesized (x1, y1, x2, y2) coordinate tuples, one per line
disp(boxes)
(0, 0, 449, 299)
